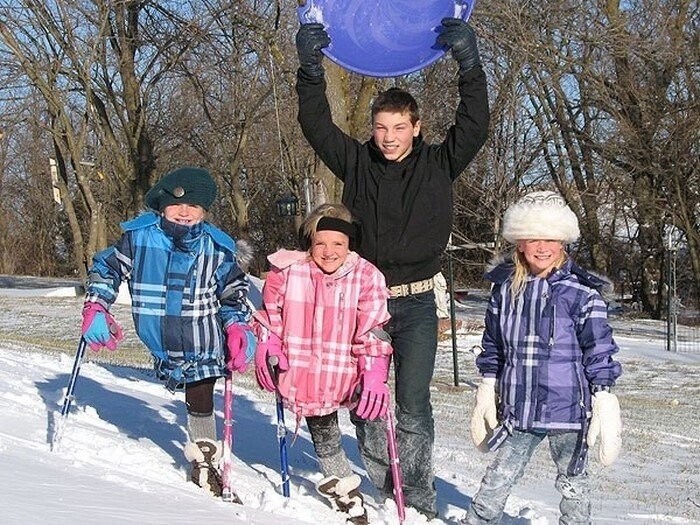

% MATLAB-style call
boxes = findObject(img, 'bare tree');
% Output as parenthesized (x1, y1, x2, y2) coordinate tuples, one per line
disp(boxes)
(472, 0, 699, 315)
(0, 0, 697, 314)
(0, 0, 196, 276)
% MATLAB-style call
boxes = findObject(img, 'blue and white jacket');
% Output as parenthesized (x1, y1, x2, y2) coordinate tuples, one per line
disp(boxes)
(85, 212, 252, 384)
(478, 256, 622, 456)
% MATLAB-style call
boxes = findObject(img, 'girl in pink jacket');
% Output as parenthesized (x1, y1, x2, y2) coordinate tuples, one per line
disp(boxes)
(255, 204, 392, 525)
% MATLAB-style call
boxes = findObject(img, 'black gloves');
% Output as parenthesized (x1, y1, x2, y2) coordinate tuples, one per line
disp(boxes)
(437, 18, 481, 74)
(296, 23, 330, 78)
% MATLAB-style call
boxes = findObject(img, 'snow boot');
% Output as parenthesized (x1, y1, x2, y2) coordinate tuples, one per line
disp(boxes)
(184, 438, 223, 497)
(316, 474, 369, 525)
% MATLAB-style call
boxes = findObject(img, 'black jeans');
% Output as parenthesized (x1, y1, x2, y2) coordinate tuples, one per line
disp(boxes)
(351, 290, 438, 518)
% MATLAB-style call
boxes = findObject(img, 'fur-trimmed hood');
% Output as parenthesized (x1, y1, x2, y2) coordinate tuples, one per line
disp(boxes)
(234, 239, 255, 272)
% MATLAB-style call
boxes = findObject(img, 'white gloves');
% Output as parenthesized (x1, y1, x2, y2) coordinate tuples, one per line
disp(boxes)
(470, 377, 498, 452)
(587, 391, 622, 466)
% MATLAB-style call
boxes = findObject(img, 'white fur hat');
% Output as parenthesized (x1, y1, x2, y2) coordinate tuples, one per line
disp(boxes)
(501, 191, 580, 243)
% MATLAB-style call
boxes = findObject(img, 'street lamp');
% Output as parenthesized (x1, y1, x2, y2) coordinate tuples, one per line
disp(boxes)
(275, 194, 299, 218)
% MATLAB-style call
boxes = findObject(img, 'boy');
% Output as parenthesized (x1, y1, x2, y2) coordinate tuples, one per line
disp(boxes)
(295, 18, 490, 518)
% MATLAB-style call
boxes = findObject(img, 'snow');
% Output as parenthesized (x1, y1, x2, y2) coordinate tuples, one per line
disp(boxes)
(0, 276, 699, 524)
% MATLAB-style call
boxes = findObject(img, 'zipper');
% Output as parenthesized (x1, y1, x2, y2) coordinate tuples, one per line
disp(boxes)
(337, 290, 345, 328)
(187, 255, 199, 302)
(549, 303, 555, 347)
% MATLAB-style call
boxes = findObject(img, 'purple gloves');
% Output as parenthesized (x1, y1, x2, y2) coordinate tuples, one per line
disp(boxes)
(356, 355, 391, 420)
(81, 302, 123, 352)
(254, 332, 288, 392)
(225, 323, 256, 373)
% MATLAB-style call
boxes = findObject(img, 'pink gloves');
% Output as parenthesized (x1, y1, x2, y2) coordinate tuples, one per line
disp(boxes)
(255, 332, 288, 392)
(81, 302, 123, 352)
(225, 323, 256, 373)
(356, 355, 391, 420)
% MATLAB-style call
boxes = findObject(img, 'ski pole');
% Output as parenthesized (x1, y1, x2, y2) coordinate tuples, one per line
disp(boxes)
(51, 337, 88, 451)
(386, 405, 405, 523)
(221, 373, 242, 503)
(270, 357, 291, 497)
(275, 389, 291, 497)
(249, 307, 290, 496)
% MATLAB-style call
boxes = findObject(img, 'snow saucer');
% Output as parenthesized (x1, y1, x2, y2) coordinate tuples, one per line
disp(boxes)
(297, 0, 475, 77)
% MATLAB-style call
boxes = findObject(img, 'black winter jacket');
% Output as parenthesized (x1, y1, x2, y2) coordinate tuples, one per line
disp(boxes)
(296, 66, 489, 287)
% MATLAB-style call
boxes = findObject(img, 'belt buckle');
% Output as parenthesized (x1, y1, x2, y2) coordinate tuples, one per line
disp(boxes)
(389, 283, 406, 297)
(390, 279, 433, 297)
(410, 278, 431, 295)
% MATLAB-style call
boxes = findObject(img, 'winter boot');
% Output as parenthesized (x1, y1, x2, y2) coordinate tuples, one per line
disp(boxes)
(316, 474, 369, 525)
(183, 438, 223, 497)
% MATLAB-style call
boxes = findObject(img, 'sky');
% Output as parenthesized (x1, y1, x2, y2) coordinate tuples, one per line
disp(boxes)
(0, 277, 698, 525)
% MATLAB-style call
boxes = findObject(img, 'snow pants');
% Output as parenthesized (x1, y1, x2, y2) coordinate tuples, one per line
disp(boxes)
(465, 430, 591, 524)
(307, 411, 353, 478)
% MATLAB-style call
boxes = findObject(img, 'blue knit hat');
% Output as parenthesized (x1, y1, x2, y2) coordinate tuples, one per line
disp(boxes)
(145, 167, 217, 211)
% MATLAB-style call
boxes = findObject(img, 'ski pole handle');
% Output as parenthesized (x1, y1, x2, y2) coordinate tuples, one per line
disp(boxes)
(267, 356, 281, 388)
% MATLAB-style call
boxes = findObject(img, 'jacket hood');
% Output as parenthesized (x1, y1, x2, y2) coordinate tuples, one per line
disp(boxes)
(267, 249, 308, 269)
(484, 253, 515, 285)
(570, 264, 615, 297)
(484, 252, 614, 296)
(268, 249, 361, 279)
(235, 238, 255, 272)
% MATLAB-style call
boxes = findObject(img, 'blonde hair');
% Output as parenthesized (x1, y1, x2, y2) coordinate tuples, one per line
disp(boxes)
(508, 245, 567, 302)
(300, 203, 353, 248)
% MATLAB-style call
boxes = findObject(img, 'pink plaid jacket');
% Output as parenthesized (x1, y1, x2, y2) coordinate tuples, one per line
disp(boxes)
(261, 249, 392, 418)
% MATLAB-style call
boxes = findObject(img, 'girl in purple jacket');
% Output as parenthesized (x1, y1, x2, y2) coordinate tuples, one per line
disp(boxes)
(464, 191, 622, 524)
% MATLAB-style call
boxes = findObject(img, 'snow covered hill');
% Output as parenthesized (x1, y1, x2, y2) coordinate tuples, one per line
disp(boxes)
(0, 284, 698, 524)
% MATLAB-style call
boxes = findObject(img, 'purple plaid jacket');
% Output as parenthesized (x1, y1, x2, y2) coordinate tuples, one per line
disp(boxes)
(477, 256, 622, 437)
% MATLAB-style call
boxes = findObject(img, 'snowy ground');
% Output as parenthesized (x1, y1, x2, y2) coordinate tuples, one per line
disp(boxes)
(0, 275, 698, 524)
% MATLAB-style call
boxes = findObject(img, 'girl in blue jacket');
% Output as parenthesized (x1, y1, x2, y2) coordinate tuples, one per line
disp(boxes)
(81, 167, 256, 497)
(464, 191, 622, 524)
